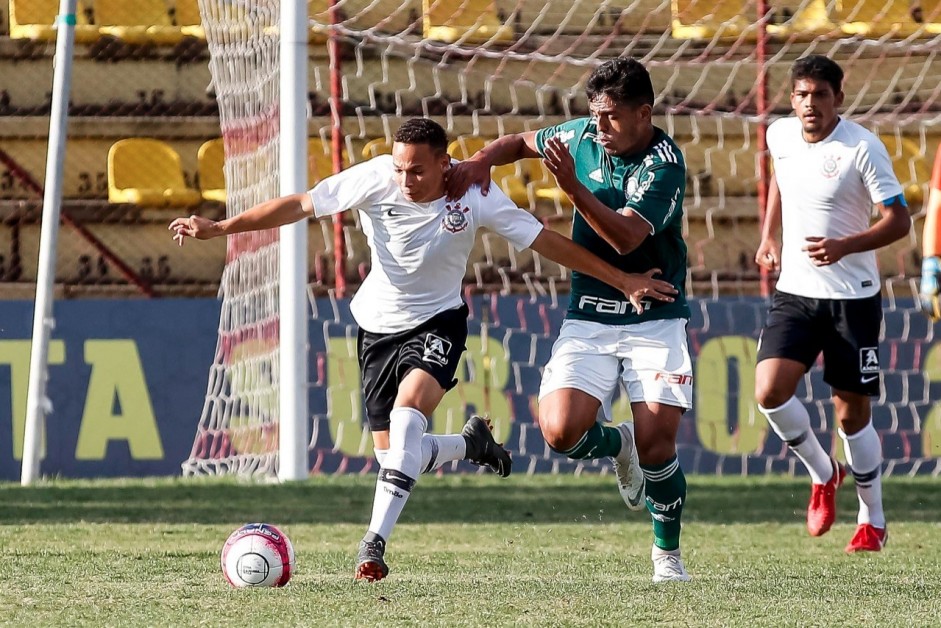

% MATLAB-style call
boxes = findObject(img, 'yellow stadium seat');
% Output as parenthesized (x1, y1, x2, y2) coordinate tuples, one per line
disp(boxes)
(671, 0, 755, 40)
(8, 0, 99, 43)
(361, 138, 393, 160)
(95, 0, 184, 45)
(108, 139, 202, 207)
(880, 134, 931, 205)
(766, 0, 839, 38)
(449, 136, 543, 208)
(197, 139, 226, 203)
(423, 0, 513, 44)
(918, 0, 941, 33)
(308, 138, 350, 187)
(174, 0, 205, 40)
(836, 0, 919, 37)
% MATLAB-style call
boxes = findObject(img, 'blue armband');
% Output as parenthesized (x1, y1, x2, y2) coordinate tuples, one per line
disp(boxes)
(880, 193, 907, 208)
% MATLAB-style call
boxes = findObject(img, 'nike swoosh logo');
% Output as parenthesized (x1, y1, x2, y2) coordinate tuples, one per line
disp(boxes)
(860, 375, 879, 384)
(386, 209, 405, 217)
(628, 479, 645, 508)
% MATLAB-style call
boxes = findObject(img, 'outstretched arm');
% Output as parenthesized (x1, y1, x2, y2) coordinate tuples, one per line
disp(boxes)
(169, 192, 314, 245)
(528, 229, 677, 314)
(446, 131, 541, 200)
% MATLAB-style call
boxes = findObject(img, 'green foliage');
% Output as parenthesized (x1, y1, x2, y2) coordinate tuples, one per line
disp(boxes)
(0, 475, 939, 626)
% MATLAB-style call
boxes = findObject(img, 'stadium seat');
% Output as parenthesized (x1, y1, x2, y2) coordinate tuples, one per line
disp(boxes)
(836, 0, 920, 37)
(8, 0, 99, 43)
(95, 0, 184, 45)
(422, 0, 514, 44)
(197, 139, 226, 203)
(766, 0, 839, 38)
(448, 137, 534, 207)
(174, 0, 205, 40)
(879, 134, 931, 205)
(360, 138, 393, 160)
(921, 0, 941, 33)
(108, 139, 202, 207)
(670, 0, 755, 41)
(308, 138, 350, 186)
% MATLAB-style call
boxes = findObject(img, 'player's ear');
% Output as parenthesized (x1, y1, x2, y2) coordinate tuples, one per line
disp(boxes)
(834, 89, 845, 109)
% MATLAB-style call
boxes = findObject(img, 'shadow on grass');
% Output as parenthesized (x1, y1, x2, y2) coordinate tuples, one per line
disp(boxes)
(0, 475, 937, 525)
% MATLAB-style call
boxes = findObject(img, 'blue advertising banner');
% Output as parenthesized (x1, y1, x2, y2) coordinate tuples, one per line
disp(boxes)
(2, 296, 939, 480)
(0, 299, 220, 480)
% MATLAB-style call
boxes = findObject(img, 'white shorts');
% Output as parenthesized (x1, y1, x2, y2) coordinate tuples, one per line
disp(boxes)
(538, 318, 693, 419)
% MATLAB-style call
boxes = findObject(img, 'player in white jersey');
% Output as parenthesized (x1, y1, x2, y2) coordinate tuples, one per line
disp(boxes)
(169, 118, 678, 581)
(754, 56, 911, 553)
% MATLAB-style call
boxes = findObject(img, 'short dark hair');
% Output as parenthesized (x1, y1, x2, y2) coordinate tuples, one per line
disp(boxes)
(393, 118, 448, 154)
(791, 55, 844, 95)
(586, 58, 655, 108)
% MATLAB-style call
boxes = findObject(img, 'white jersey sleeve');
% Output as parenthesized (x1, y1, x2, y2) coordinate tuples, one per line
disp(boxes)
(471, 185, 543, 251)
(855, 135, 905, 205)
(306, 155, 394, 218)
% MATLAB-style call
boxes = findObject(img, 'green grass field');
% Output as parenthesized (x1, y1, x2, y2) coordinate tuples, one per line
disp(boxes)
(1, 474, 939, 627)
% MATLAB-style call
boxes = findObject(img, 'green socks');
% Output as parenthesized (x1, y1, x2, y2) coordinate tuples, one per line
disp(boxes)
(552, 421, 622, 460)
(642, 455, 686, 551)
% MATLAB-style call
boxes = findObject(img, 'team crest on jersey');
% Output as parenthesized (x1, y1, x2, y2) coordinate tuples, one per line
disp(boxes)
(423, 334, 452, 366)
(624, 171, 655, 203)
(821, 154, 841, 179)
(442, 202, 470, 233)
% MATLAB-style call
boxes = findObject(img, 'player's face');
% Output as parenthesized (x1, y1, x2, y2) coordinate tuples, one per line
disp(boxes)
(589, 94, 652, 156)
(790, 78, 843, 140)
(391, 142, 450, 202)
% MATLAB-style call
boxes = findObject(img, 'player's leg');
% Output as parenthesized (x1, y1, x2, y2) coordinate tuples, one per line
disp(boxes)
(537, 320, 643, 508)
(825, 294, 886, 552)
(756, 293, 843, 536)
(620, 318, 692, 582)
(357, 368, 446, 582)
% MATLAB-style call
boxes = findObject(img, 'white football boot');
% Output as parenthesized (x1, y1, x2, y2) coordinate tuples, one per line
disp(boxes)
(612, 422, 645, 511)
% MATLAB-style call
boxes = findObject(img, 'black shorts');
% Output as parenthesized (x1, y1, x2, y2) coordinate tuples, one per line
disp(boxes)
(358, 304, 468, 432)
(757, 290, 882, 396)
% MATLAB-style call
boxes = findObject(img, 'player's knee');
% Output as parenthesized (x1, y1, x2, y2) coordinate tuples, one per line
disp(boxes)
(539, 412, 583, 452)
(635, 436, 675, 467)
(754, 378, 790, 410)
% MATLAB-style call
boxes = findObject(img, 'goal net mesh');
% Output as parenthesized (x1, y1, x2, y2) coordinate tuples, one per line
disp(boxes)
(186, 0, 941, 477)
(182, 0, 282, 476)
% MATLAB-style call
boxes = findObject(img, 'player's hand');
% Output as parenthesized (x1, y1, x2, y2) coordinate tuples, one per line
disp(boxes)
(446, 157, 492, 200)
(755, 237, 780, 271)
(543, 137, 580, 196)
(919, 256, 941, 321)
(802, 236, 848, 266)
(168, 214, 222, 246)
(617, 268, 678, 314)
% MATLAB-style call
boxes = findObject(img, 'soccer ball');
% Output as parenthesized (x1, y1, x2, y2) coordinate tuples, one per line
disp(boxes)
(221, 523, 295, 588)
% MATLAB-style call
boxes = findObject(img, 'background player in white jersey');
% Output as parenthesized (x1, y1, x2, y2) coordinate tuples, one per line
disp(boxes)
(754, 56, 911, 553)
(169, 118, 677, 581)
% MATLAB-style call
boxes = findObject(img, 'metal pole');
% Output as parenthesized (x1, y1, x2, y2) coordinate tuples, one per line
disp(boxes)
(278, 0, 310, 482)
(329, 0, 346, 297)
(22, 0, 77, 485)
(756, 0, 771, 297)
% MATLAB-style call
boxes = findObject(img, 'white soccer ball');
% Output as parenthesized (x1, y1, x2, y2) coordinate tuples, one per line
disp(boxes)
(221, 523, 295, 588)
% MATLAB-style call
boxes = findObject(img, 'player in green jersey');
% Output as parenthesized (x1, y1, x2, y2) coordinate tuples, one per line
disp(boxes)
(447, 58, 693, 583)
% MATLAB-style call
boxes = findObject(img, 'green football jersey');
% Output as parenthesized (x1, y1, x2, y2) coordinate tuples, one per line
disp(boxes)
(535, 117, 690, 325)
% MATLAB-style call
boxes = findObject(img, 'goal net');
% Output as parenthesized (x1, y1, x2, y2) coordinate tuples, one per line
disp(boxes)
(186, 0, 941, 478)
(182, 0, 283, 476)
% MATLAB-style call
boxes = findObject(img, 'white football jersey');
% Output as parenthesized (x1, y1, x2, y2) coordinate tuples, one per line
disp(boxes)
(769, 116, 903, 299)
(308, 154, 543, 333)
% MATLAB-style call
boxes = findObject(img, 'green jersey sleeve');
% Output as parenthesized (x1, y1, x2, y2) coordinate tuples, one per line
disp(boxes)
(622, 163, 685, 235)
(533, 118, 589, 157)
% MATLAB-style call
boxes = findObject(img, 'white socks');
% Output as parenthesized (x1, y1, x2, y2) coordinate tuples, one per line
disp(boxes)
(375, 433, 467, 473)
(759, 396, 834, 484)
(367, 407, 426, 542)
(840, 423, 886, 528)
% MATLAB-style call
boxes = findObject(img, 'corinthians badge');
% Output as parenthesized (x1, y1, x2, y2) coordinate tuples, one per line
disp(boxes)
(442, 201, 470, 233)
